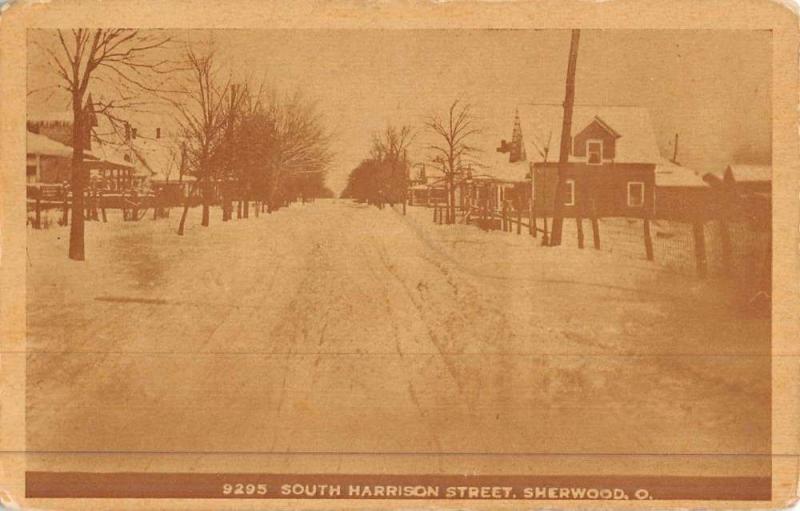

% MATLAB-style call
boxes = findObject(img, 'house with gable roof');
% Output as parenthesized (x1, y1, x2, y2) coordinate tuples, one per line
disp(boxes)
(518, 104, 660, 218)
(27, 96, 138, 190)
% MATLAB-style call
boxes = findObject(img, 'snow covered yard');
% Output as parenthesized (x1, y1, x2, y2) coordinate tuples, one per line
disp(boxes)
(26, 200, 770, 463)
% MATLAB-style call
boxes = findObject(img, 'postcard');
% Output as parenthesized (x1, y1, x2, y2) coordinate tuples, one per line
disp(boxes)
(0, 0, 798, 509)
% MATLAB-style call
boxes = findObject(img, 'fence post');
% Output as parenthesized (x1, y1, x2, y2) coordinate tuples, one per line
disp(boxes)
(692, 220, 707, 278)
(719, 218, 732, 276)
(132, 191, 139, 221)
(541, 215, 549, 246)
(91, 190, 99, 221)
(61, 190, 69, 226)
(643, 217, 654, 261)
(517, 208, 522, 235)
(100, 191, 107, 222)
(34, 196, 41, 229)
(576, 216, 584, 249)
(590, 198, 600, 250)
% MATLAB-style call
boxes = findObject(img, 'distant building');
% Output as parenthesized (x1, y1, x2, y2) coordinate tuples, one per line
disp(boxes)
(408, 163, 446, 206)
(706, 164, 771, 194)
(653, 158, 710, 220)
(702, 163, 772, 229)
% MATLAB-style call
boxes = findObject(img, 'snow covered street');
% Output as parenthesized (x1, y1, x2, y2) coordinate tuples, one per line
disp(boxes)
(26, 200, 769, 458)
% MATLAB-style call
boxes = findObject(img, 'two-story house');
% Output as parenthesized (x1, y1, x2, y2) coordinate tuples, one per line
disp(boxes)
(518, 104, 660, 218)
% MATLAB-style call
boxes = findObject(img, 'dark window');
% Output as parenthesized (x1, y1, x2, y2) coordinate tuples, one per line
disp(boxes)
(587, 141, 602, 164)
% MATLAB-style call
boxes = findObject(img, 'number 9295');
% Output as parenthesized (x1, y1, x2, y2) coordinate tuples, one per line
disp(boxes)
(222, 483, 268, 496)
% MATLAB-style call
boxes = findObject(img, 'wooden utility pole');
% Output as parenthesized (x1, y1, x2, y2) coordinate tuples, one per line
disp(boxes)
(671, 133, 680, 163)
(590, 197, 600, 249)
(549, 29, 580, 246)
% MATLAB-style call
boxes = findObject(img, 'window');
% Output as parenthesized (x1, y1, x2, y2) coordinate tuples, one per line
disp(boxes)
(587, 140, 603, 165)
(26, 155, 38, 182)
(627, 181, 645, 207)
(564, 179, 576, 206)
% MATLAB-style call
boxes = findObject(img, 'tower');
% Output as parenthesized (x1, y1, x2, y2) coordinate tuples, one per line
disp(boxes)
(510, 108, 526, 163)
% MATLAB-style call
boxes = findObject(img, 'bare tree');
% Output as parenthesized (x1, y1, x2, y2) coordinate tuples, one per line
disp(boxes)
(425, 100, 482, 224)
(36, 29, 174, 260)
(370, 124, 415, 210)
(172, 44, 234, 234)
(341, 124, 414, 209)
(265, 92, 331, 212)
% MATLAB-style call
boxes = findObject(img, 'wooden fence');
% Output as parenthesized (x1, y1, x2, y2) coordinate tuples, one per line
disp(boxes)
(427, 194, 772, 302)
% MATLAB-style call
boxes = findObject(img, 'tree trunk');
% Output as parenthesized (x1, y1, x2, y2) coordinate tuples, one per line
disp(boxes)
(177, 181, 196, 236)
(68, 101, 86, 261)
(201, 175, 211, 227)
(550, 29, 581, 246)
(447, 174, 456, 224)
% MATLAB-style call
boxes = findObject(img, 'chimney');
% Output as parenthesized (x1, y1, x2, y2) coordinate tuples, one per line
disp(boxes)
(156, 127, 161, 139)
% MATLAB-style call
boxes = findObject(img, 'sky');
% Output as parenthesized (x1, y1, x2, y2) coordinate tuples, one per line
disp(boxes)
(28, 29, 772, 194)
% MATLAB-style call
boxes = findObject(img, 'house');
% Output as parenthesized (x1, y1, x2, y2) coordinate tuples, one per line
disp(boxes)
(702, 163, 771, 228)
(27, 100, 138, 190)
(653, 158, 710, 220)
(26, 129, 136, 187)
(418, 111, 532, 214)
(407, 163, 446, 206)
(476, 110, 532, 213)
(706, 164, 771, 194)
(465, 151, 530, 215)
(26, 131, 73, 184)
(518, 104, 660, 218)
(128, 128, 197, 205)
(86, 137, 144, 191)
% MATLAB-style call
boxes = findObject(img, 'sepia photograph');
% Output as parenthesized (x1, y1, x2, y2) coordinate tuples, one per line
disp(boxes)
(4, 15, 790, 505)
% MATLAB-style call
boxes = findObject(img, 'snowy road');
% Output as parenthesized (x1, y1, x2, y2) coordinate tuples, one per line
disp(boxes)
(27, 200, 770, 458)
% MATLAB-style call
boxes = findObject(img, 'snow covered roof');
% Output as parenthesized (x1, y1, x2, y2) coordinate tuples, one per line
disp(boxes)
(725, 164, 771, 183)
(86, 138, 135, 170)
(517, 104, 661, 164)
(481, 151, 529, 182)
(27, 111, 74, 124)
(132, 137, 182, 180)
(27, 131, 73, 158)
(655, 159, 708, 188)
